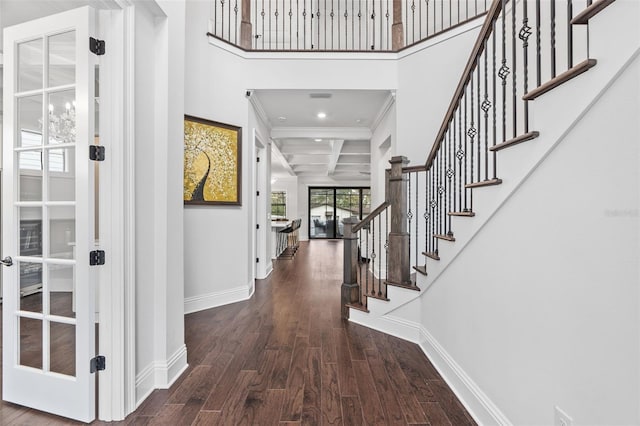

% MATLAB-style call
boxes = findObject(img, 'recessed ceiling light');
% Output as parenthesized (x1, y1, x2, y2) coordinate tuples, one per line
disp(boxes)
(317, 112, 327, 119)
(356, 118, 363, 123)
(314, 138, 322, 142)
(278, 116, 287, 121)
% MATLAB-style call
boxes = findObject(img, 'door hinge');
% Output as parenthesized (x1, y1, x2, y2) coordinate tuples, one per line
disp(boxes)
(256, 224, 260, 229)
(89, 37, 105, 55)
(256, 257, 259, 263)
(256, 191, 260, 196)
(90, 355, 106, 373)
(257, 157, 260, 162)
(89, 250, 105, 266)
(89, 145, 105, 161)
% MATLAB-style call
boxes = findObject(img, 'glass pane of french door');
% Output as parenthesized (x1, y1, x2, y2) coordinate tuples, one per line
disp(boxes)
(3, 6, 97, 422)
(309, 188, 334, 238)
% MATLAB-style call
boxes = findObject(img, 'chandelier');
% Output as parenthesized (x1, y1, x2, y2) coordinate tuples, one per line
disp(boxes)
(39, 101, 76, 144)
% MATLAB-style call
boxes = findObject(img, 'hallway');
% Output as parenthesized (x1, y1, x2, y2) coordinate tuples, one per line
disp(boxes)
(1, 240, 475, 425)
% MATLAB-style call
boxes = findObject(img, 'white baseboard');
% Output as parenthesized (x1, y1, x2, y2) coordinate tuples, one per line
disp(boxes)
(134, 344, 189, 408)
(349, 314, 510, 426)
(184, 284, 253, 314)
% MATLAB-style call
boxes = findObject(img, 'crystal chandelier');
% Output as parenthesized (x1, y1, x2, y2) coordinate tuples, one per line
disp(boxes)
(40, 101, 76, 144)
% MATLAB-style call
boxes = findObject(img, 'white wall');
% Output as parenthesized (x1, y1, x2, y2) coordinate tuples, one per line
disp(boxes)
(370, 100, 395, 207)
(420, 53, 640, 425)
(396, 24, 482, 166)
(134, 0, 187, 403)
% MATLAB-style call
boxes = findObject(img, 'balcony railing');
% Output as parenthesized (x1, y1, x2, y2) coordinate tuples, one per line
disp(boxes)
(208, 0, 489, 51)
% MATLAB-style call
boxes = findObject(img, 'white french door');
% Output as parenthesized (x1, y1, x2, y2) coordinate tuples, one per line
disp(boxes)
(2, 7, 99, 422)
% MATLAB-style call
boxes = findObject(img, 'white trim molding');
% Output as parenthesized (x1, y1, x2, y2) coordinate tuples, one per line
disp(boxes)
(184, 283, 254, 314)
(349, 314, 511, 426)
(134, 344, 188, 408)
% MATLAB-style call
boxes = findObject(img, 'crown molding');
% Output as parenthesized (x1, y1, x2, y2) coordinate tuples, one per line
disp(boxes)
(270, 126, 371, 141)
(248, 92, 272, 129)
(370, 91, 396, 132)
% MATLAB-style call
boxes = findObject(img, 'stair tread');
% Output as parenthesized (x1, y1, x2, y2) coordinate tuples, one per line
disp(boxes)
(384, 280, 421, 291)
(523, 59, 597, 101)
(346, 303, 370, 313)
(571, 0, 616, 24)
(448, 211, 475, 217)
(435, 234, 456, 242)
(465, 178, 503, 189)
(423, 251, 441, 261)
(490, 131, 540, 152)
(413, 265, 428, 276)
(365, 293, 390, 301)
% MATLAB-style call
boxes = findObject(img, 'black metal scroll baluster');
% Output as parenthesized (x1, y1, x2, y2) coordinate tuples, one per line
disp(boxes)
(415, 172, 419, 269)
(371, 217, 376, 295)
(551, 0, 556, 78)
(457, 105, 464, 212)
(345, 0, 349, 49)
(289, 0, 293, 49)
(536, 0, 541, 86)
(371, 0, 376, 49)
(482, 45, 490, 181)
(567, 0, 573, 69)
(220, 0, 225, 40)
(492, 20, 497, 179)
(378, 214, 382, 296)
(358, 229, 363, 305)
(385, 209, 389, 299)
(426, 0, 430, 38)
(324, 0, 327, 49)
(358, 0, 362, 50)
(386, 0, 390, 50)
(331, 0, 335, 49)
(365, 226, 369, 299)
(520, 0, 532, 133)
(411, 0, 416, 44)
(234, 0, 239, 43)
(477, 59, 481, 182)
(302, 0, 307, 48)
(261, 0, 266, 48)
(468, 72, 476, 190)
(446, 130, 453, 237)
(407, 172, 412, 262)
(439, 148, 445, 238)
(463, 91, 468, 211)
(499, 0, 510, 144)
(424, 167, 429, 256)
(274, 1, 278, 48)
(511, 0, 517, 138)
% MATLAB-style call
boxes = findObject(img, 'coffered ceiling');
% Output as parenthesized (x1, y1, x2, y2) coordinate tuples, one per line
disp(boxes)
(252, 89, 394, 181)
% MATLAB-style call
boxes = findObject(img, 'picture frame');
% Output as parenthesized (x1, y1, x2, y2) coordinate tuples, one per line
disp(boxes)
(183, 115, 242, 205)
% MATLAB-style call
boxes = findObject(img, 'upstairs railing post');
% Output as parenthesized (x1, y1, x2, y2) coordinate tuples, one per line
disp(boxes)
(240, 0, 252, 49)
(392, 0, 405, 50)
(388, 156, 411, 285)
(341, 217, 360, 319)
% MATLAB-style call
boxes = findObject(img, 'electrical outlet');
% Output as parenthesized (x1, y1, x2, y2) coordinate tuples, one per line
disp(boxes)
(555, 406, 573, 426)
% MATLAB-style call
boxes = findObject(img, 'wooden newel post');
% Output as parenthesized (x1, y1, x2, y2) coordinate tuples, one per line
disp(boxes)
(240, 0, 252, 49)
(392, 0, 404, 50)
(341, 217, 360, 319)
(388, 156, 411, 285)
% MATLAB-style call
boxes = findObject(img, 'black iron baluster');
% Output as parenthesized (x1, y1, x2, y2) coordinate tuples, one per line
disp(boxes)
(449, 0, 452, 28)
(412, 0, 416, 44)
(371, 218, 376, 295)
(567, 0, 573, 68)
(358, 0, 362, 50)
(228, 0, 232, 40)
(310, 0, 313, 48)
(345, 0, 349, 49)
(303, 0, 307, 48)
(511, 0, 517, 138)
(482, 46, 490, 181)
(385, 209, 389, 299)
(535, 0, 540, 86)
(234, 0, 239, 44)
(425, 167, 429, 257)
(289, 0, 293, 49)
(365, 227, 369, 299)
(323, 0, 327, 49)
(331, 0, 335, 49)
(447, 130, 453, 237)
(492, 22, 497, 179)
(408, 172, 412, 262)
(469, 72, 475, 187)
(283, 0, 286, 49)
(371, 0, 376, 49)
(419, 0, 422, 41)
(386, 0, 390, 50)
(214, 0, 218, 36)
(378, 214, 382, 296)
(458, 0, 460, 23)
(357, 229, 362, 305)
(317, 2, 321, 49)
(463, 91, 468, 211)
(457, 104, 463, 212)
(415, 172, 419, 269)
(439, 147, 444, 238)
(499, 0, 510, 143)
(338, 0, 341, 49)
(551, 0, 556, 78)
(477, 59, 481, 182)
(221, 0, 225, 40)
(520, 0, 532, 133)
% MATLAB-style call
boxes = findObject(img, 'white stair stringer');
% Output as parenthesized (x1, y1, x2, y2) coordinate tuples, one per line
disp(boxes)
(349, 0, 640, 326)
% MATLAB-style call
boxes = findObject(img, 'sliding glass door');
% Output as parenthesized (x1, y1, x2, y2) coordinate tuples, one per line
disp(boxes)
(309, 187, 370, 239)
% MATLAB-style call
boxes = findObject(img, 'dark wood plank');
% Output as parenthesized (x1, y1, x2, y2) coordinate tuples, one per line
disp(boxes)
(428, 380, 475, 425)
(280, 336, 310, 421)
(248, 349, 279, 391)
(571, 0, 617, 24)
(421, 402, 453, 426)
(333, 328, 358, 396)
(340, 396, 364, 426)
(301, 348, 322, 425)
(351, 360, 386, 424)
(219, 370, 257, 425)
(523, 59, 598, 100)
(246, 389, 286, 426)
(321, 363, 343, 426)
(191, 411, 222, 426)
(364, 349, 407, 425)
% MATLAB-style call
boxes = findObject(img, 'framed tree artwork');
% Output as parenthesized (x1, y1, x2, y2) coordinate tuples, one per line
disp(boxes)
(183, 115, 242, 205)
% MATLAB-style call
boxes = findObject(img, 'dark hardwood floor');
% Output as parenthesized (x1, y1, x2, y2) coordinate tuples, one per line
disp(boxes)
(0, 240, 476, 425)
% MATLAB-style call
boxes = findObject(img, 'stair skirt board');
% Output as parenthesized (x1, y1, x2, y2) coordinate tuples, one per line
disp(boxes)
(348, 313, 511, 426)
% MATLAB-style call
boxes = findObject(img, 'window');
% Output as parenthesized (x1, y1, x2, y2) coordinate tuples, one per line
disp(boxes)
(19, 131, 67, 172)
(309, 187, 370, 239)
(271, 191, 287, 219)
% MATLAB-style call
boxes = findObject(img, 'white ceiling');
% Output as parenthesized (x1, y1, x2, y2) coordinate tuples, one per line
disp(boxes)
(254, 89, 393, 181)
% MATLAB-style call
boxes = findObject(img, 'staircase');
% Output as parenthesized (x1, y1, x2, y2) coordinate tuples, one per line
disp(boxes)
(342, 0, 640, 423)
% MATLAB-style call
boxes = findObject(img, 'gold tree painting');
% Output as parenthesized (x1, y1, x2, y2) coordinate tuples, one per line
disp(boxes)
(183, 115, 242, 205)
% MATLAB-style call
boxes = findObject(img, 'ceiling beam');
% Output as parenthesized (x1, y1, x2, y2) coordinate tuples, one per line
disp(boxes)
(327, 139, 344, 176)
(271, 126, 372, 141)
(271, 140, 296, 176)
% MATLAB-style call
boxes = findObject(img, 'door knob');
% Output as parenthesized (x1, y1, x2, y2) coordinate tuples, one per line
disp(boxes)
(0, 256, 13, 267)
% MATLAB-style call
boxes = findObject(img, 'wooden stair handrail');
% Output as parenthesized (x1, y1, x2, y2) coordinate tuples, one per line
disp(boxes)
(425, 0, 506, 169)
(352, 201, 390, 233)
